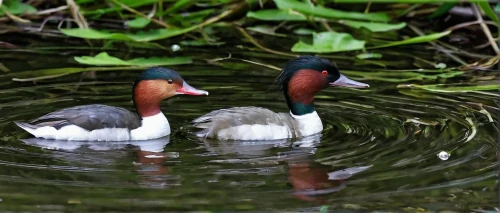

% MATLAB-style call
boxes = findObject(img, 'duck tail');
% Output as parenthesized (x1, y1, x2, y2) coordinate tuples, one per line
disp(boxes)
(14, 121, 39, 136)
(195, 129, 210, 138)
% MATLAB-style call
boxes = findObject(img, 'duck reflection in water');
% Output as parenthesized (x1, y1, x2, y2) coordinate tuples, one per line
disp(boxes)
(196, 133, 372, 203)
(19, 136, 174, 189)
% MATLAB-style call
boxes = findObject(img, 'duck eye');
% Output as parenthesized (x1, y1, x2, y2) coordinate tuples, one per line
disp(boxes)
(321, 70, 328, 76)
(167, 79, 173, 84)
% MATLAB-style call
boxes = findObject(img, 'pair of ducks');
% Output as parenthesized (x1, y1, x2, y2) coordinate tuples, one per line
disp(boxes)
(15, 56, 369, 141)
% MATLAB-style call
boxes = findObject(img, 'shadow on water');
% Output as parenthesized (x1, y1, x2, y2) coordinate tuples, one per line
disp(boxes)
(0, 48, 498, 212)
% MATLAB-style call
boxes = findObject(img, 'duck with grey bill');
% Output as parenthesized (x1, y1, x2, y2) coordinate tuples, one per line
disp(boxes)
(14, 67, 208, 141)
(192, 55, 369, 141)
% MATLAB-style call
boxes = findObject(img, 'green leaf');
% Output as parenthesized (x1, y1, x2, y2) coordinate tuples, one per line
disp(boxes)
(339, 20, 406, 32)
(12, 67, 145, 81)
(429, 2, 456, 18)
(161, 0, 194, 15)
(126, 17, 151, 29)
(0, 0, 36, 16)
(246, 25, 286, 37)
(292, 31, 365, 53)
(60, 27, 197, 42)
(274, 0, 390, 22)
(180, 40, 225, 46)
(293, 28, 315, 35)
(400, 83, 499, 93)
(246, 9, 307, 21)
(475, 2, 499, 23)
(356, 52, 382, 59)
(83, 0, 158, 16)
(370, 31, 451, 49)
(73, 52, 192, 66)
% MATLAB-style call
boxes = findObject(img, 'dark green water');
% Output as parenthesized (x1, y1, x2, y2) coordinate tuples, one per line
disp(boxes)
(0, 47, 498, 212)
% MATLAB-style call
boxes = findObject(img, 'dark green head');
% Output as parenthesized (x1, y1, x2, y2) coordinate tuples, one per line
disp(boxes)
(276, 56, 369, 116)
(135, 67, 184, 85)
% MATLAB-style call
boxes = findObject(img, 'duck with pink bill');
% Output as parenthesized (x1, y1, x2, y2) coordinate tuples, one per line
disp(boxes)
(14, 67, 208, 141)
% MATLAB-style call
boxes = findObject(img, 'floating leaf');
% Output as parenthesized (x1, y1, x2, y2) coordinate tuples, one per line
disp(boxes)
(246, 9, 307, 21)
(73, 52, 192, 66)
(429, 2, 457, 18)
(0, 0, 36, 16)
(474, 1, 499, 23)
(12, 67, 144, 81)
(370, 31, 451, 49)
(126, 17, 151, 29)
(293, 28, 315, 35)
(246, 25, 286, 37)
(356, 52, 382, 59)
(180, 40, 225, 46)
(339, 20, 406, 32)
(343, 70, 464, 82)
(124, 41, 168, 50)
(60, 27, 197, 42)
(274, 0, 389, 22)
(292, 31, 365, 53)
(398, 83, 499, 93)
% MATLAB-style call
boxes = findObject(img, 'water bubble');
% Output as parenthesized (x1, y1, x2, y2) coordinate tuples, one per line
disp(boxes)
(435, 63, 447, 69)
(437, 151, 450, 160)
(171, 44, 180, 52)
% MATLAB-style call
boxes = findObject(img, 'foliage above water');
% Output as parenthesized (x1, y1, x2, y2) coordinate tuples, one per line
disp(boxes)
(0, 0, 498, 85)
(74, 52, 192, 66)
(0, 0, 497, 57)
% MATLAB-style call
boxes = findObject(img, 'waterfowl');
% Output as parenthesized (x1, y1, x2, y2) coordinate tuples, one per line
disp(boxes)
(15, 67, 208, 141)
(192, 56, 369, 141)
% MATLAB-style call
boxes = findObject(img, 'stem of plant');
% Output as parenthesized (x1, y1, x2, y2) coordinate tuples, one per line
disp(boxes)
(158, 0, 163, 21)
(409, 24, 467, 65)
(108, 0, 170, 28)
(236, 26, 297, 57)
(471, 3, 500, 55)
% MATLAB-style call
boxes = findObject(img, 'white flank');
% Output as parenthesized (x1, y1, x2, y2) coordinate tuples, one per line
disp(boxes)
(290, 111, 323, 137)
(18, 113, 171, 141)
(20, 125, 131, 141)
(212, 111, 323, 141)
(130, 113, 171, 140)
(216, 124, 291, 141)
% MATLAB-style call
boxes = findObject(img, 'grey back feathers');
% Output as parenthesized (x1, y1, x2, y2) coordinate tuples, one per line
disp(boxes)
(22, 104, 141, 131)
(192, 107, 299, 139)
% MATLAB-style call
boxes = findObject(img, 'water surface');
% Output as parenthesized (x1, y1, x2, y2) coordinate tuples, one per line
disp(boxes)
(0, 48, 498, 212)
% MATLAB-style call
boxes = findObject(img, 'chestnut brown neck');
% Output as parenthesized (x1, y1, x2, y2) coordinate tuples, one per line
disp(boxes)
(285, 69, 327, 115)
(133, 80, 174, 118)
